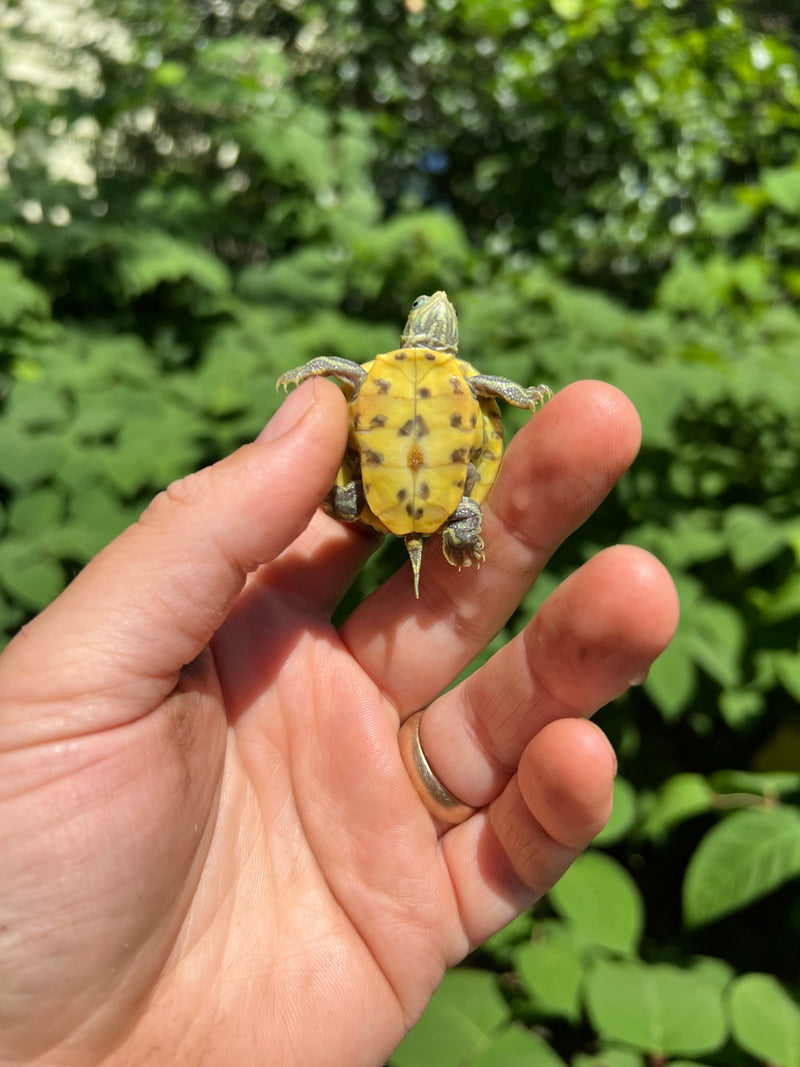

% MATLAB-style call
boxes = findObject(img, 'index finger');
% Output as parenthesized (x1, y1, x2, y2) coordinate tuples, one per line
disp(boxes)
(339, 380, 642, 712)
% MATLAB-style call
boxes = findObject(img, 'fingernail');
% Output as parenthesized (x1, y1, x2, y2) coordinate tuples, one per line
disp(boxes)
(258, 380, 315, 443)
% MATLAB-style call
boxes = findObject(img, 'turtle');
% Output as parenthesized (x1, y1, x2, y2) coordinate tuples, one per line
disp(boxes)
(277, 290, 551, 597)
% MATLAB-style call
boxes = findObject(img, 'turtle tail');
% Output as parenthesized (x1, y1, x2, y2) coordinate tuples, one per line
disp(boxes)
(404, 534, 424, 599)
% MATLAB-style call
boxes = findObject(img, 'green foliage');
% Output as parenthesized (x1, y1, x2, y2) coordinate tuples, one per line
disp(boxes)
(548, 851, 644, 955)
(729, 973, 800, 1067)
(584, 960, 728, 1058)
(391, 969, 567, 1067)
(683, 807, 800, 927)
(2, 1, 800, 1064)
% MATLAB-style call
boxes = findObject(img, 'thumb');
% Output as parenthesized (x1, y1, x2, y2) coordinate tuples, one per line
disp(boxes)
(0, 378, 347, 727)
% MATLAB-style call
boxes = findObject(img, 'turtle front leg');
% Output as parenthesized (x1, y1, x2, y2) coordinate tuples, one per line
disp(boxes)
(468, 374, 552, 411)
(277, 357, 367, 397)
(441, 496, 485, 571)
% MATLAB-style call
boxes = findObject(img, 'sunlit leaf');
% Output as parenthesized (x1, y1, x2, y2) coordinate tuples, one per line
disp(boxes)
(729, 973, 800, 1067)
(683, 808, 800, 927)
(593, 777, 637, 847)
(513, 920, 583, 1022)
(585, 960, 727, 1056)
(639, 773, 715, 841)
(390, 969, 509, 1067)
(548, 851, 643, 954)
(470, 1022, 567, 1067)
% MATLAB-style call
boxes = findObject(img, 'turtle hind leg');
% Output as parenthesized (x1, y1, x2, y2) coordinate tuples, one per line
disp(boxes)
(323, 476, 366, 522)
(404, 534, 424, 599)
(441, 497, 485, 572)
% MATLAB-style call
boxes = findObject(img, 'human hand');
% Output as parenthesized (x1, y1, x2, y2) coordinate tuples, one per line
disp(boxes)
(0, 378, 678, 1066)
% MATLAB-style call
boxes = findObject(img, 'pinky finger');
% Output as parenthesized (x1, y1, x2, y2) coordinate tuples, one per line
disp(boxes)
(441, 717, 616, 950)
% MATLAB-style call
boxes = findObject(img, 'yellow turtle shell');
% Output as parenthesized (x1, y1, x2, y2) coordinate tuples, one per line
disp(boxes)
(341, 355, 503, 535)
(277, 290, 551, 597)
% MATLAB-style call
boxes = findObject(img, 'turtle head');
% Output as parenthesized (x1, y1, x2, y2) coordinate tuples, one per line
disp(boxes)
(401, 291, 458, 353)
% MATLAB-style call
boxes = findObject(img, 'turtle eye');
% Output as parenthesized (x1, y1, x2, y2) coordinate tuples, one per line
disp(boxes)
(411, 295, 429, 310)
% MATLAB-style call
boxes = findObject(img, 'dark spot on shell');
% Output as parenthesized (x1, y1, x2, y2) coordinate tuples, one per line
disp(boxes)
(449, 413, 463, 428)
(450, 376, 465, 394)
(450, 447, 469, 463)
(424, 351, 436, 361)
(405, 503, 414, 516)
(453, 478, 465, 489)
(418, 387, 431, 398)
(398, 415, 430, 438)
(362, 449, 384, 466)
(406, 504, 425, 518)
(375, 378, 391, 394)
(369, 414, 388, 428)
(470, 413, 478, 427)
(397, 488, 407, 501)
(418, 482, 430, 500)
(393, 352, 407, 361)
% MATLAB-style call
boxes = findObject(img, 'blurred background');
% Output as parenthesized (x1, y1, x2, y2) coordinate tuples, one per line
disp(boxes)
(1, 0, 799, 1063)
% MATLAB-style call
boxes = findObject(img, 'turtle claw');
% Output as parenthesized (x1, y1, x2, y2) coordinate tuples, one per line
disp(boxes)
(441, 497, 485, 573)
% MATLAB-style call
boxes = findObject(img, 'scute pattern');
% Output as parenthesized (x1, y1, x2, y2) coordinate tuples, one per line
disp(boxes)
(276, 290, 551, 597)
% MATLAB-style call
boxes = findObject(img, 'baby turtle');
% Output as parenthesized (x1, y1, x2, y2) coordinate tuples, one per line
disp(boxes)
(277, 291, 551, 597)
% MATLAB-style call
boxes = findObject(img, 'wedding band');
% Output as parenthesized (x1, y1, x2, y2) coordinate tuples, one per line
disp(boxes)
(398, 711, 477, 824)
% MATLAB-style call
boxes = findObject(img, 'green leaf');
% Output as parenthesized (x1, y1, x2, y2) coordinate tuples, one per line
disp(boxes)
(710, 770, 800, 798)
(0, 588, 23, 641)
(0, 540, 64, 610)
(686, 597, 745, 689)
(117, 233, 232, 298)
(0, 260, 50, 323)
(470, 1022, 567, 1067)
(4, 379, 69, 430)
(690, 954, 736, 994)
(0, 426, 65, 490)
(763, 166, 800, 214)
(548, 851, 643, 954)
(644, 636, 697, 722)
(8, 487, 64, 534)
(639, 773, 715, 841)
(753, 572, 800, 623)
(772, 652, 800, 703)
(723, 505, 789, 570)
(718, 688, 765, 729)
(59, 486, 131, 560)
(585, 960, 727, 1056)
(390, 969, 509, 1067)
(594, 777, 637, 847)
(700, 200, 755, 238)
(729, 973, 800, 1067)
(683, 807, 800, 927)
(513, 920, 583, 1022)
(481, 911, 533, 966)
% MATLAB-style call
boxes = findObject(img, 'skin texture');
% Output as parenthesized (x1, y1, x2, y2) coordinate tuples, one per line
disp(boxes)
(0, 377, 679, 1067)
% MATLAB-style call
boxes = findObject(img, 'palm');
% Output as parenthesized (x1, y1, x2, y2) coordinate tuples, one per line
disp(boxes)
(0, 379, 678, 1067)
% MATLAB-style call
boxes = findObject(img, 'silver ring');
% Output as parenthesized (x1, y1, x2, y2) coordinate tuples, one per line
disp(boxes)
(398, 711, 477, 825)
